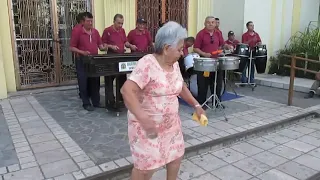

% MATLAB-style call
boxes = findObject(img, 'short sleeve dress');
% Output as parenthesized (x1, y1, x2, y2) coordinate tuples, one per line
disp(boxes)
(127, 54, 185, 170)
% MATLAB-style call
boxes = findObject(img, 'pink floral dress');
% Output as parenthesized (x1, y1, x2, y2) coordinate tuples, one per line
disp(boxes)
(127, 54, 185, 170)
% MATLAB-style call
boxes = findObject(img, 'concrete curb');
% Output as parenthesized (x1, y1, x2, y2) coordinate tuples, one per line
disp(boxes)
(83, 111, 319, 180)
(255, 78, 310, 93)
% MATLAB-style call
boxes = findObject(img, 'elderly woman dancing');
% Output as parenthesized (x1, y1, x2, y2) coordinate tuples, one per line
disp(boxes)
(121, 21, 205, 180)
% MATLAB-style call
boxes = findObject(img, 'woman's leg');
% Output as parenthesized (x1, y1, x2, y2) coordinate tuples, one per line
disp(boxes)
(166, 157, 183, 180)
(131, 167, 155, 180)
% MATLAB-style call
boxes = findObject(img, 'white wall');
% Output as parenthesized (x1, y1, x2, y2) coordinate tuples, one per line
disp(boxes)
(299, 0, 320, 32)
(243, 0, 272, 49)
(281, 0, 294, 48)
(212, 0, 245, 41)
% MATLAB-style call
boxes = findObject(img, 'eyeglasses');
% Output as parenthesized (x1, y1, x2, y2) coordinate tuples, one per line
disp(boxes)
(210, 35, 214, 44)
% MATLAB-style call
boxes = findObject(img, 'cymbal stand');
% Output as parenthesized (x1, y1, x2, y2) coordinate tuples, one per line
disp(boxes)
(235, 50, 256, 90)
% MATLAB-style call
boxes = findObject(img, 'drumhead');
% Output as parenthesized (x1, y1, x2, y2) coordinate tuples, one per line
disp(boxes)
(184, 53, 200, 70)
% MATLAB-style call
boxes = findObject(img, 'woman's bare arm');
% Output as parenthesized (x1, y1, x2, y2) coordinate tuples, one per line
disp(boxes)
(121, 80, 145, 117)
(179, 83, 200, 107)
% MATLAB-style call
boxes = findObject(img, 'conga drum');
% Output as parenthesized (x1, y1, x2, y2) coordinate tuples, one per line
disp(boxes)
(234, 43, 250, 72)
(234, 43, 250, 57)
(253, 44, 267, 73)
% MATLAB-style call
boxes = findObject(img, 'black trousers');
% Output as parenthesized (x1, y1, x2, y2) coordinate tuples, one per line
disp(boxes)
(76, 56, 100, 106)
(104, 75, 126, 104)
(196, 70, 223, 105)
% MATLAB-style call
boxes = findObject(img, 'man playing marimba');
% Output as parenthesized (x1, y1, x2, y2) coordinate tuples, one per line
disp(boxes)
(70, 12, 107, 111)
(101, 14, 136, 106)
(127, 18, 153, 53)
(194, 16, 230, 108)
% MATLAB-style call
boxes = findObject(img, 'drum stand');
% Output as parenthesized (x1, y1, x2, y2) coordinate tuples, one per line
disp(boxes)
(201, 70, 228, 121)
(201, 71, 224, 110)
(235, 51, 256, 91)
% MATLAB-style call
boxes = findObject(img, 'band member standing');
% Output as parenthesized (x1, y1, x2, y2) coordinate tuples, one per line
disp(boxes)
(72, 12, 85, 98)
(241, 21, 262, 83)
(225, 31, 240, 51)
(73, 12, 84, 31)
(215, 18, 222, 35)
(179, 37, 195, 77)
(101, 14, 135, 105)
(183, 37, 195, 57)
(70, 12, 107, 111)
(194, 16, 230, 108)
(127, 18, 153, 53)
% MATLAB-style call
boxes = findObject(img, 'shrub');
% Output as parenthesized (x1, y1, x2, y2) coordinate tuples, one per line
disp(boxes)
(268, 24, 320, 79)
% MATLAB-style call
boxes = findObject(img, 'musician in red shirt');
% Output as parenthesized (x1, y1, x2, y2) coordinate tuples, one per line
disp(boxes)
(127, 18, 153, 53)
(183, 37, 195, 57)
(241, 21, 262, 83)
(101, 14, 135, 105)
(215, 18, 222, 35)
(69, 12, 107, 111)
(225, 31, 240, 50)
(194, 16, 230, 108)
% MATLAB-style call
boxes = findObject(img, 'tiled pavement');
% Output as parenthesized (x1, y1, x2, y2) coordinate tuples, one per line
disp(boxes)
(0, 89, 319, 179)
(150, 118, 320, 180)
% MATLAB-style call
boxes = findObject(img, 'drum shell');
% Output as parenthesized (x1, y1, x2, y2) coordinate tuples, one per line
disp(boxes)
(252, 44, 267, 58)
(235, 43, 250, 57)
(193, 58, 218, 72)
(255, 56, 267, 74)
(235, 57, 249, 72)
(218, 57, 240, 70)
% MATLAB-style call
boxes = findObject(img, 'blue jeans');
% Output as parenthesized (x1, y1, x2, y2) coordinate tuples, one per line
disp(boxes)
(241, 61, 255, 83)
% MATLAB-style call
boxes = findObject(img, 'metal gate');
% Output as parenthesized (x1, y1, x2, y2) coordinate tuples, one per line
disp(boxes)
(136, 0, 188, 41)
(9, 0, 91, 89)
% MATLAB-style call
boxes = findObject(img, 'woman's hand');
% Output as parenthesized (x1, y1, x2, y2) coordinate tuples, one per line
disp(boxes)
(195, 105, 206, 119)
(137, 113, 158, 138)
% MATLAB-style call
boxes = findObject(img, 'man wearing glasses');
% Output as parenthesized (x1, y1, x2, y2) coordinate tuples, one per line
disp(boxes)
(194, 16, 230, 108)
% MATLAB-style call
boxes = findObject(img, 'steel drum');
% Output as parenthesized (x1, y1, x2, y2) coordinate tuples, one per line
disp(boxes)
(234, 43, 250, 57)
(193, 58, 218, 72)
(218, 56, 240, 70)
(184, 53, 200, 73)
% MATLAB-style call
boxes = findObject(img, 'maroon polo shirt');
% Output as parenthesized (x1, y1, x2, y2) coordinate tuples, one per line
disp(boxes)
(216, 28, 222, 35)
(242, 31, 261, 48)
(225, 39, 240, 48)
(70, 27, 102, 55)
(127, 28, 152, 52)
(194, 28, 224, 58)
(183, 45, 190, 57)
(102, 25, 127, 54)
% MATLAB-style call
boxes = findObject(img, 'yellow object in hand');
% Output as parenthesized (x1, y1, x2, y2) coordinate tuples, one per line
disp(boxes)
(203, 71, 210, 77)
(192, 113, 208, 126)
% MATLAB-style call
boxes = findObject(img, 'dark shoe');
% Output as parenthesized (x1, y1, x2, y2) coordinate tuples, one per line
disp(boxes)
(83, 105, 94, 111)
(304, 92, 314, 99)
